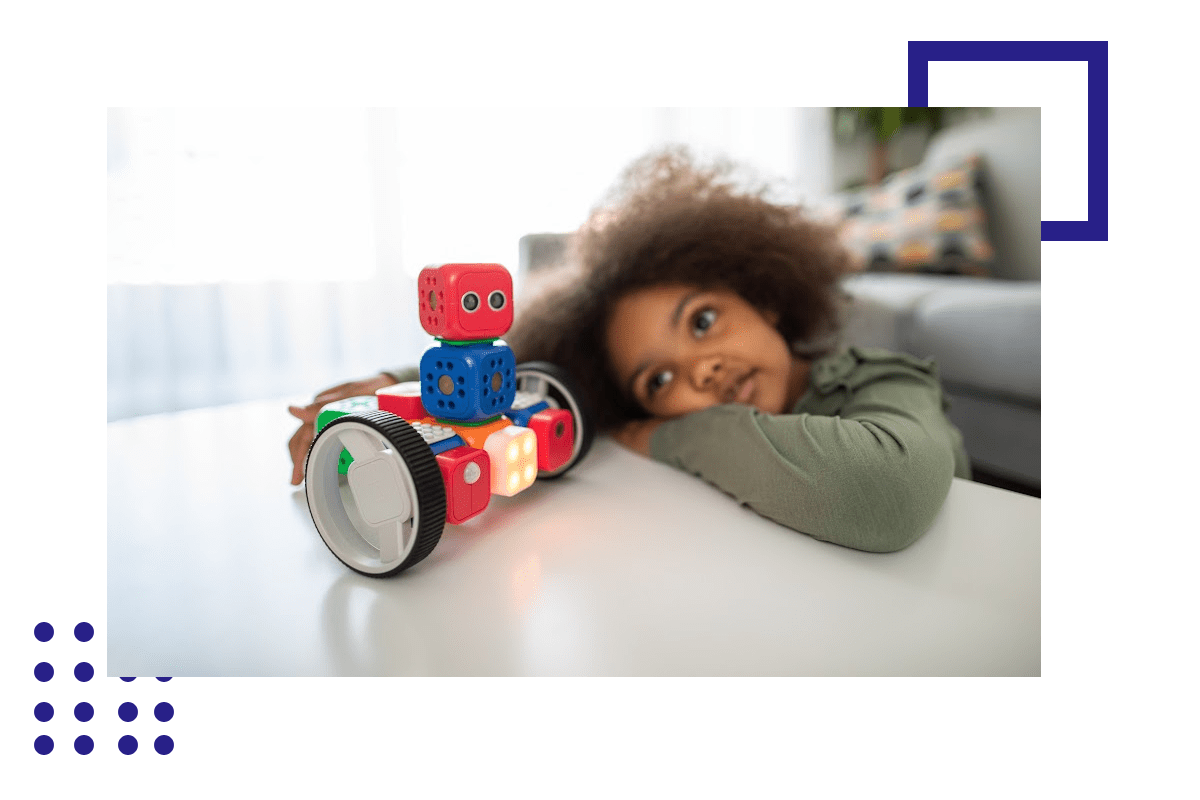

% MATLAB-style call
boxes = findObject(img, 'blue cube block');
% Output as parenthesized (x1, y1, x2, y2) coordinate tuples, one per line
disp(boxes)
(420, 341, 517, 422)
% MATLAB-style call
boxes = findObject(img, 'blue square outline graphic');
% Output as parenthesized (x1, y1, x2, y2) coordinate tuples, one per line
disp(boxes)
(908, 40, 1108, 242)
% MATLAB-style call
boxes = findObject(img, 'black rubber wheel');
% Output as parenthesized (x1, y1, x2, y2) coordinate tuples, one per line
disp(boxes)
(514, 361, 594, 478)
(305, 410, 446, 577)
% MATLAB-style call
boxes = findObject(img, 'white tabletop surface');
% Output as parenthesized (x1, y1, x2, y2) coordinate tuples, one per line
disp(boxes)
(108, 399, 1040, 676)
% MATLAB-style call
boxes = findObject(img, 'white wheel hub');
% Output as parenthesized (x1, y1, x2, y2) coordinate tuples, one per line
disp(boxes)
(306, 420, 423, 575)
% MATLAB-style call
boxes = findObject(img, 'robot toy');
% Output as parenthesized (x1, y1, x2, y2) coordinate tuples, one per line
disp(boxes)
(304, 263, 593, 576)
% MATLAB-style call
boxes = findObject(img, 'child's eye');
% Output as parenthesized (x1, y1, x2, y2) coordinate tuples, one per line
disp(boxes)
(646, 370, 674, 396)
(691, 308, 717, 337)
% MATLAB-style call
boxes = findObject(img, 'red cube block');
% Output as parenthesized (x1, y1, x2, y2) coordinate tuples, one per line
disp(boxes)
(528, 408, 574, 473)
(417, 263, 513, 341)
(435, 445, 491, 525)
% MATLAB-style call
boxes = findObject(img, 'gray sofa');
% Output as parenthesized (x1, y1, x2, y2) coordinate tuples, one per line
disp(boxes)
(836, 109, 1040, 494)
(518, 109, 1041, 495)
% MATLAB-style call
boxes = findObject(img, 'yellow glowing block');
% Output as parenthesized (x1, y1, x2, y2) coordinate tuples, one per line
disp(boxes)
(484, 426, 538, 497)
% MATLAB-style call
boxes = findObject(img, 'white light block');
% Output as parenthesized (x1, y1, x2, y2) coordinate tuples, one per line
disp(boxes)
(482, 425, 537, 497)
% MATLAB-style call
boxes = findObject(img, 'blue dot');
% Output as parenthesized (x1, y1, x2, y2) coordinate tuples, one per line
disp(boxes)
(120, 676, 136, 682)
(118, 735, 138, 755)
(34, 662, 53, 682)
(156, 676, 172, 682)
(34, 622, 54, 642)
(74, 662, 94, 682)
(119, 702, 138, 722)
(74, 702, 94, 722)
(154, 702, 174, 722)
(74, 735, 94, 755)
(34, 702, 54, 722)
(35, 735, 54, 754)
(154, 735, 174, 755)
(74, 622, 94, 642)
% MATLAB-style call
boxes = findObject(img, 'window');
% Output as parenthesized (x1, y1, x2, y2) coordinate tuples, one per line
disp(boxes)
(108, 108, 377, 283)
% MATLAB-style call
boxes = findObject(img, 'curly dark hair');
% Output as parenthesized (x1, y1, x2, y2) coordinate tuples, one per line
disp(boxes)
(507, 146, 852, 432)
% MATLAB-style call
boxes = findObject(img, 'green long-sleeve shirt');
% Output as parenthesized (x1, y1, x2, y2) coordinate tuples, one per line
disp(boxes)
(649, 347, 970, 553)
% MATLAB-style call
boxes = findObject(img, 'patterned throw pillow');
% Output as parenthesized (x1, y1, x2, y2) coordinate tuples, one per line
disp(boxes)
(819, 155, 995, 277)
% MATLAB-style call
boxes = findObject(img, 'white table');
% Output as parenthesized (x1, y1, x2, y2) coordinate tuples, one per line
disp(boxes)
(108, 399, 1040, 676)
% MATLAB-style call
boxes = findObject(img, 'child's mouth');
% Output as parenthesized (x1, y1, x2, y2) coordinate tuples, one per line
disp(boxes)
(734, 372, 756, 404)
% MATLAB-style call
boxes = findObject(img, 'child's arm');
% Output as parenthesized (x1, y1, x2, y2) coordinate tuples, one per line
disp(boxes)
(648, 348, 969, 553)
(287, 368, 416, 485)
(610, 417, 664, 456)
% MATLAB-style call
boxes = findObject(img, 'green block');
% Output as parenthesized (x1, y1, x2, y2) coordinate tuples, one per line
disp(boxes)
(315, 395, 380, 474)
(316, 395, 379, 433)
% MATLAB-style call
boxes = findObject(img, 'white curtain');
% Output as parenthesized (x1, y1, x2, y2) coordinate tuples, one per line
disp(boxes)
(107, 107, 835, 421)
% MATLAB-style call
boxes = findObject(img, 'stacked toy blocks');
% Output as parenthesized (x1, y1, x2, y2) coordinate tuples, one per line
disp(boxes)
(416, 263, 530, 505)
(315, 263, 576, 526)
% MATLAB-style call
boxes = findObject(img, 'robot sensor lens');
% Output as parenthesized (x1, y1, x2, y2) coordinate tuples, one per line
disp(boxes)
(488, 291, 507, 310)
(491, 372, 503, 392)
(462, 292, 480, 312)
(438, 375, 454, 395)
(428, 290, 437, 310)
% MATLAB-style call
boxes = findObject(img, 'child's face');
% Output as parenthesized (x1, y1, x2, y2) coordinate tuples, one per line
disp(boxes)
(606, 284, 808, 420)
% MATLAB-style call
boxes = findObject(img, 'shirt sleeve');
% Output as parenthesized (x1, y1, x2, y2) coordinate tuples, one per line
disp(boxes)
(648, 348, 966, 553)
(380, 366, 419, 384)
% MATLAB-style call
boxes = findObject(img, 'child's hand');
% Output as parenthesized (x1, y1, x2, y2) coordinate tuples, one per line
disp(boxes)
(610, 418, 664, 457)
(287, 374, 398, 486)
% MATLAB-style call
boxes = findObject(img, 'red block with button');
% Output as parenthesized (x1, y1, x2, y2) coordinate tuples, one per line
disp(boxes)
(528, 408, 574, 473)
(417, 263, 513, 341)
(375, 382, 425, 420)
(435, 445, 491, 524)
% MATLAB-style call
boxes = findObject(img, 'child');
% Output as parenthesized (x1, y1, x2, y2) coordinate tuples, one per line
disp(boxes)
(288, 147, 970, 553)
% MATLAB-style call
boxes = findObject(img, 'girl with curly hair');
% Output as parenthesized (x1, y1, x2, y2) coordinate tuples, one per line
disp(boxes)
(288, 148, 969, 552)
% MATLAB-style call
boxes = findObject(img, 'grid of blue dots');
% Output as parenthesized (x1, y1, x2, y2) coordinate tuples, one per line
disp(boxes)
(33, 621, 175, 755)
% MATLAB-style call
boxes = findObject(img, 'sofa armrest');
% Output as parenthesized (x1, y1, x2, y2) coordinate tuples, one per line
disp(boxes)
(903, 281, 1040, 403)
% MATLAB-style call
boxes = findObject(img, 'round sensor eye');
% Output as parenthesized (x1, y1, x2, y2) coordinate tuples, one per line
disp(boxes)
(461, 292, 480, 312)
(488, 290, 507, 311)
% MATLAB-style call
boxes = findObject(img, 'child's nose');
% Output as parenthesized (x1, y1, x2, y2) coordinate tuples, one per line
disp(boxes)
(692, 356, 722, 390)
